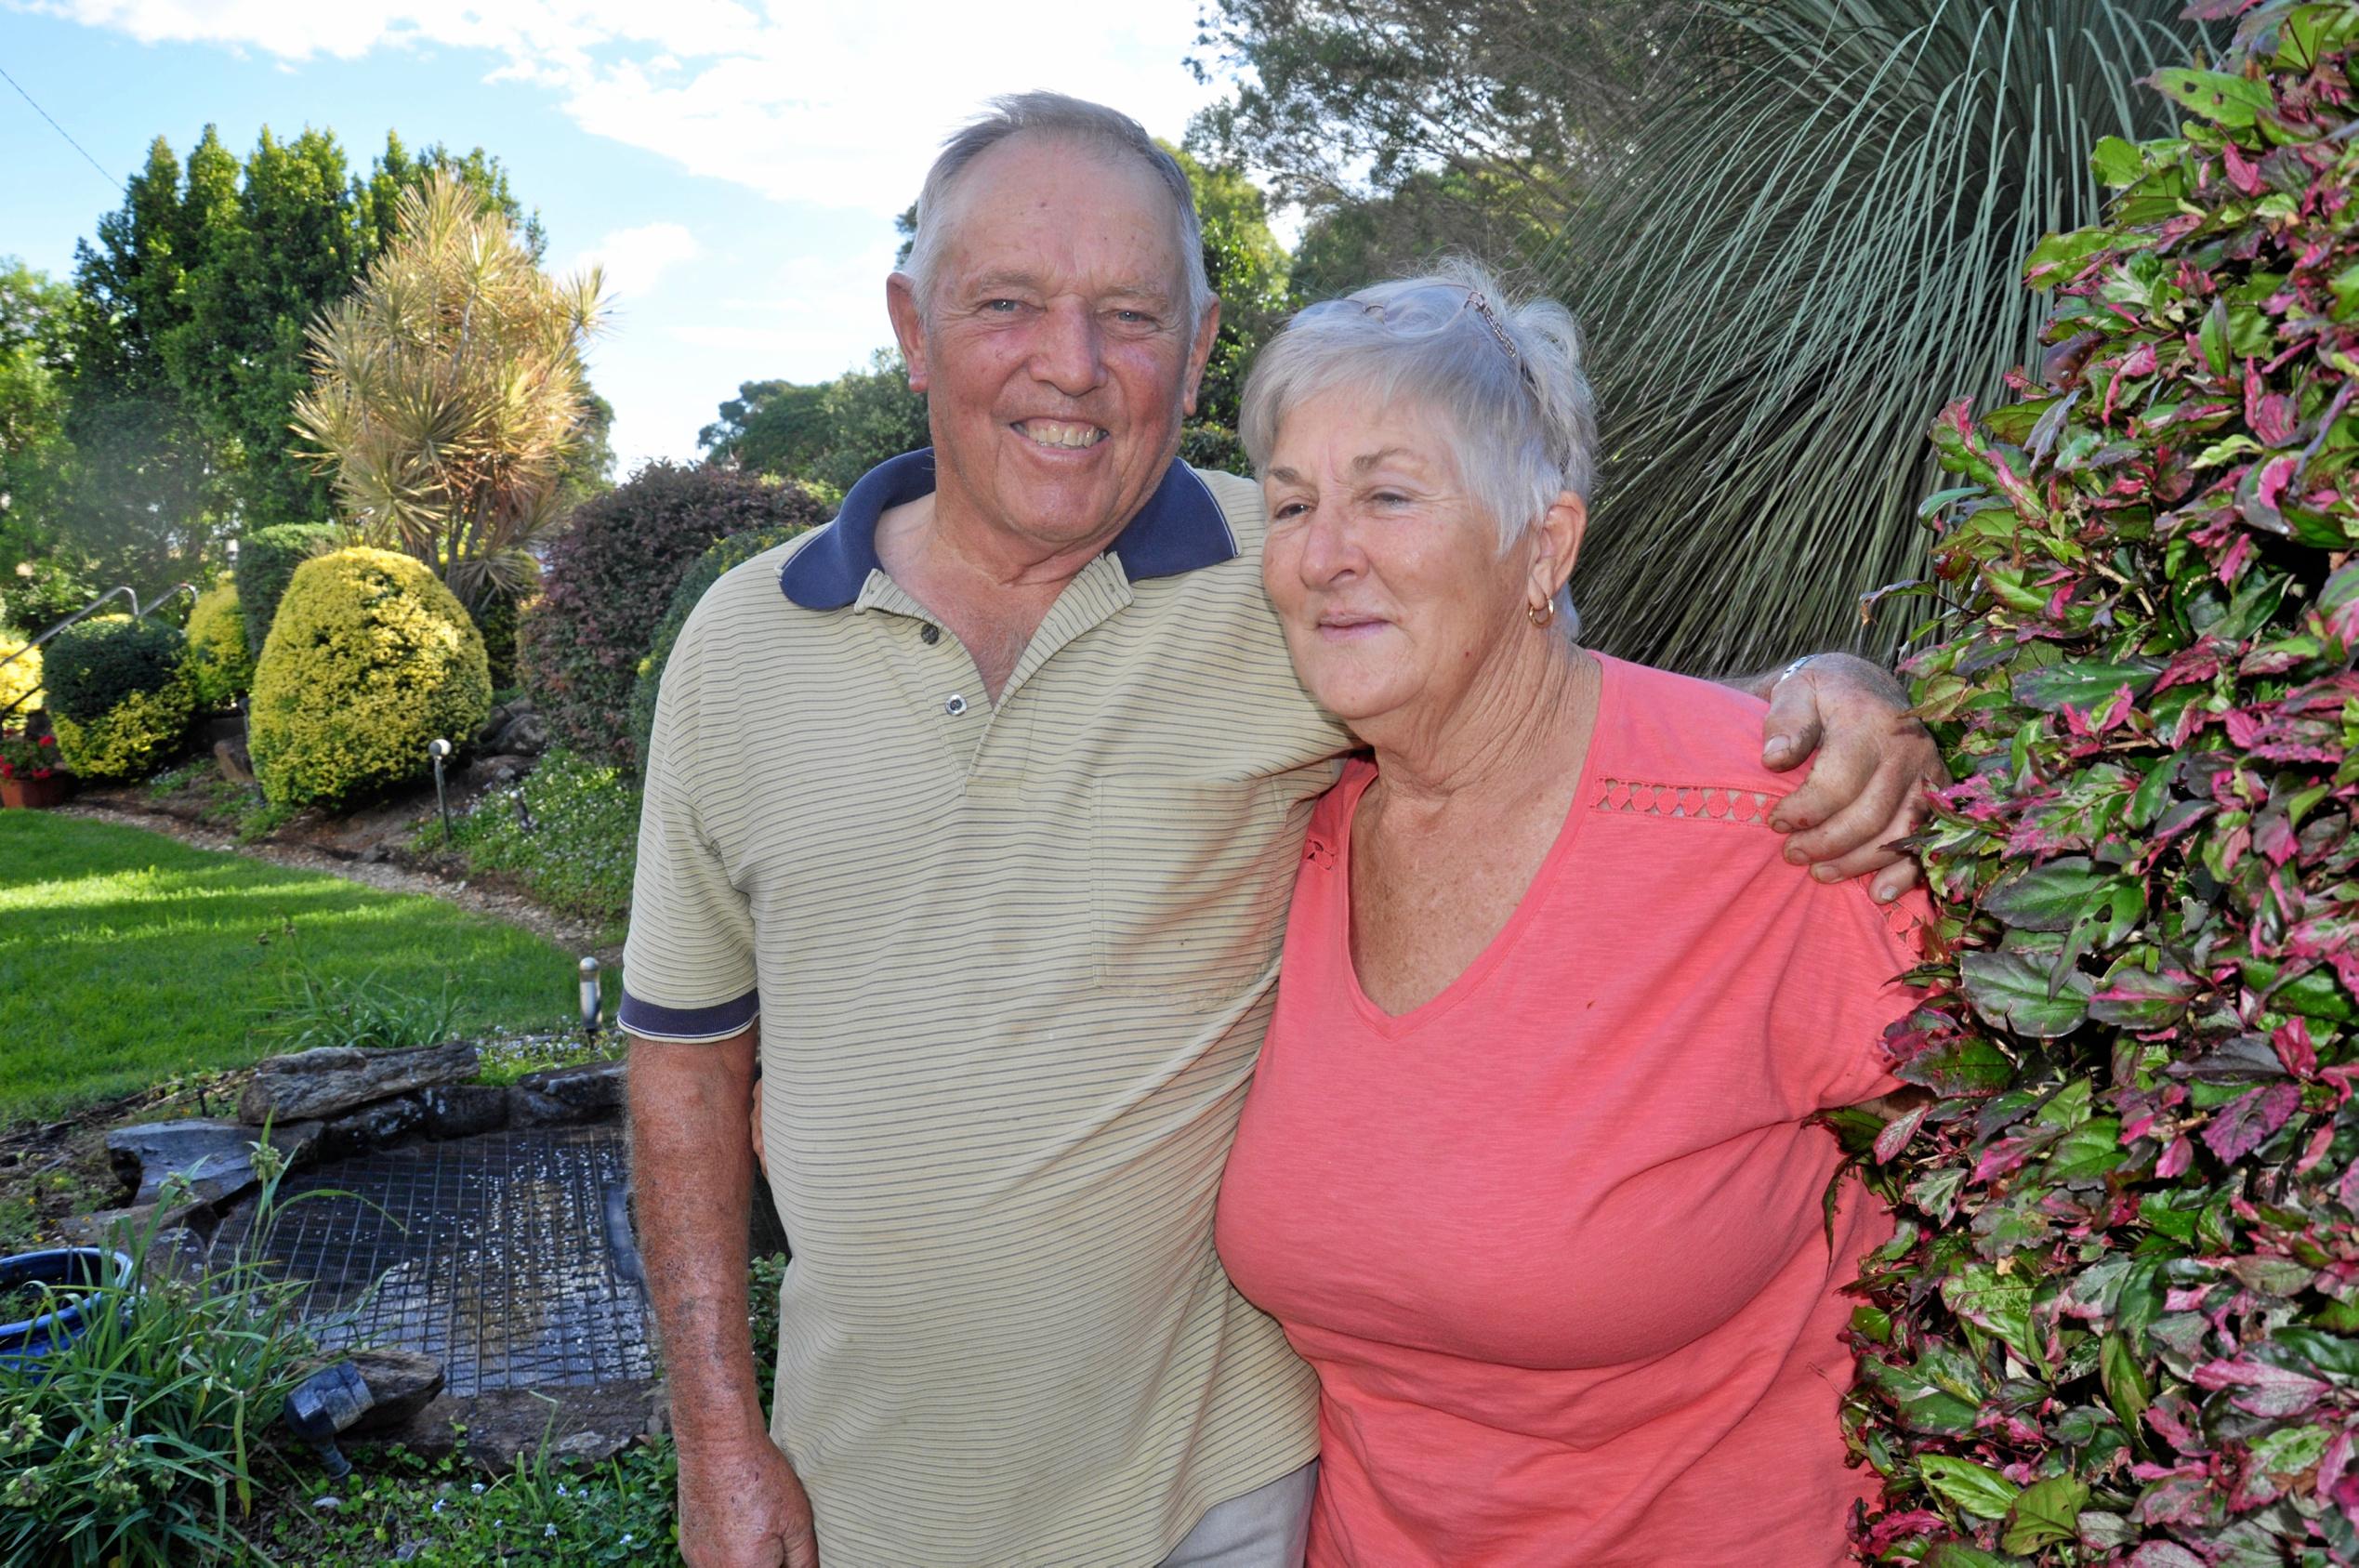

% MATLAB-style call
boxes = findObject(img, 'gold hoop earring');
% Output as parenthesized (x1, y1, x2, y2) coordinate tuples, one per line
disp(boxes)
(1528, 600, 1555, 628)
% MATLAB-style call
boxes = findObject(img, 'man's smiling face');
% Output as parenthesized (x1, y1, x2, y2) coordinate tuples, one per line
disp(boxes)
(891, 132, 1219, 558)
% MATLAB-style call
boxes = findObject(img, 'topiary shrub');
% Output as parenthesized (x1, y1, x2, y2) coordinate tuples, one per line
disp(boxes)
(237, 522, 343, 659)
(519, 462, 831, 768)
(182, 578, 254, 707)
(249, 547, 492, 809)
(627, 524, 813, 770)
(1849, 7, 2359, 1563)
(42, 615, 185, 727)
(50, 679, 196, 782)
(0, 639, 40, 719)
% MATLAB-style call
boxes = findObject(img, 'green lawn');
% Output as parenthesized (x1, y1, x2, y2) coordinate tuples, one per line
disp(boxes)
(0, 812, 582, 1124)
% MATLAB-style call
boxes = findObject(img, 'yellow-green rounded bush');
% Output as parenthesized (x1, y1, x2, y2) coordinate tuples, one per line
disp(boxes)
(51, 677, 196, 781)
(0, 640, 40, 718)
(249, 547, 492, 808)
(182, 579, 254, 706)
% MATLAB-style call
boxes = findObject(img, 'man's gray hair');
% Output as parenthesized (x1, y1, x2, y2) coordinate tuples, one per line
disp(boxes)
(1240, 260, 1599, 554)
(903, 92, 1214, 326)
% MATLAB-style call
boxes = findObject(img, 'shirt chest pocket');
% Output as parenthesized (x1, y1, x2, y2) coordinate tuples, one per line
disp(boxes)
(1092, 775, 1303, 1008)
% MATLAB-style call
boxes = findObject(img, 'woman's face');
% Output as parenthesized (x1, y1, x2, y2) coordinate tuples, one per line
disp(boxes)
(1261, 389, 1565, 736)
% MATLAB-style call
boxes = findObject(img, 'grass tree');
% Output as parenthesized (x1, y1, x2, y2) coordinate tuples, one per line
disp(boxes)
(1554, 0, 2204, 675)
(291, 172, 607, 613)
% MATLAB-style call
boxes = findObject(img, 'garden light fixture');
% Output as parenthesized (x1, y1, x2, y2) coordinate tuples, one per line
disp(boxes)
(579, 955, 602, 1034)
(427, 737, 453, 845)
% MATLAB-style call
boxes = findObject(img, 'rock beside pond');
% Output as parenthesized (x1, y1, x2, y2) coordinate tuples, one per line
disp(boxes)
(349, 1378, 666, 1469)
(239, 1040, 480, 1125)
(320, 1095, 427, 1159)
(343, 1349, 447, 1433)
(504, 1087, 575, 1127)
(419, 1083, 510, 1140)
(105, 1117, 324, 1206)
(517, 1060, 625, 1115)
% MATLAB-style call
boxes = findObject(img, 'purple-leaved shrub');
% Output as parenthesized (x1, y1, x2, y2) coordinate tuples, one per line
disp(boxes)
(517, 462, 829, 768)
(1848, 4, 2359, 1562)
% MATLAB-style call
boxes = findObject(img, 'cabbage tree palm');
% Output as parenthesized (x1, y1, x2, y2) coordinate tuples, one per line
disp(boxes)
(291, 172, 607, 613)
(1553, 0, 2203, 673)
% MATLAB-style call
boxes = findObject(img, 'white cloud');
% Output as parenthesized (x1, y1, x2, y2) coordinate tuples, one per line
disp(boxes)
(23, 0, 1226, 215)
(569, 221, 701, 306)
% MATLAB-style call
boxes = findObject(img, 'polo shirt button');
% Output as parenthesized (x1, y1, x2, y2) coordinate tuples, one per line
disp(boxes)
(920, 625, 941, 645)
(944, 693, 969, 717)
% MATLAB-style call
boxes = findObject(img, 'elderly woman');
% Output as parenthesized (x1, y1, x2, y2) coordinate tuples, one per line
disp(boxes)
(1213, 264, 1929, 1567)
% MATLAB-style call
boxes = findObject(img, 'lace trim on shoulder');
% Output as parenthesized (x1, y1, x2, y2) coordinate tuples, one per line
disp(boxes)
(1592, 778, 1775, 824)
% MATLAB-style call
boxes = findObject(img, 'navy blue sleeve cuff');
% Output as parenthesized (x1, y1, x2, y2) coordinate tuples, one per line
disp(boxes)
(618, 988, 759, 1043)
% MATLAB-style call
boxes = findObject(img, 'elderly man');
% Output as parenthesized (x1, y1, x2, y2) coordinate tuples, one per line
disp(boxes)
(625, 92, 1940, 1568)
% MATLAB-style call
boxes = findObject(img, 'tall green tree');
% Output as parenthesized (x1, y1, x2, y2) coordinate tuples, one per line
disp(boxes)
(0, 259, 80, 630)
(51, 121, 561, 606)
(1166, 143, 1289, 442)
(1289, 166, 1554, 303)
(60, 132, 232, 603)
(170, 126, 369, 525)
(1187, 0, 1684, 236)
(701, 379, 832, 479)
(802, 350, 933, 495)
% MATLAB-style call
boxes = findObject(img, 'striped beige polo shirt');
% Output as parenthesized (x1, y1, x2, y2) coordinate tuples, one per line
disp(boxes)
(621, 450, 1352, 1567)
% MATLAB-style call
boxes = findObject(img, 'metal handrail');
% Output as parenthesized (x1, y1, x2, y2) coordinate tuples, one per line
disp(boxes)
(1, 582, 197, 721)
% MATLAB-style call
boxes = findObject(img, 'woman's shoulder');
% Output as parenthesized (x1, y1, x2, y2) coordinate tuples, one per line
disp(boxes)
(1310, 756, 1378, 838)
(1595, 656, 1787, 798)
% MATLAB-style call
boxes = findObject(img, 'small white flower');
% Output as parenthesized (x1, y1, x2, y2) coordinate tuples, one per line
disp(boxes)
(620, 1535, 634, 1548)
(313, 1496, 340, 1510)
(544, 1523, 558, 1538)
(471, 1482, 486, 1495)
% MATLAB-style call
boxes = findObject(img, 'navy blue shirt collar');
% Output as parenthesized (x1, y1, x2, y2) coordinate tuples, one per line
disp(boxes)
(779, 448, 1239, 611)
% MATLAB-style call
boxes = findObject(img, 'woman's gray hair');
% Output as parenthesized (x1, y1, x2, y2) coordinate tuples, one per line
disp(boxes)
(1240, 260, 1599, 553)
(903, 93, 1214, 327)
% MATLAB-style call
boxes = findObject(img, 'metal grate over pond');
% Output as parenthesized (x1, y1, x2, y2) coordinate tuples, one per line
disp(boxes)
(217, 1125, 655, 1396)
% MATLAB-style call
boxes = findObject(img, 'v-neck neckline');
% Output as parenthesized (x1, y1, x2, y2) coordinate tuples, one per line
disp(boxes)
(1335, 655, 1618, 1038)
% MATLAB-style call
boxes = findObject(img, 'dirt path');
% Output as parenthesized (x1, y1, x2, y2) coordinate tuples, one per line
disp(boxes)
(58, 801, 618, 960)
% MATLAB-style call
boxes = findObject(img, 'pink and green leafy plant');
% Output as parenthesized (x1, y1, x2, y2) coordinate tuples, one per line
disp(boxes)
(1846, 2, 2359, 1561)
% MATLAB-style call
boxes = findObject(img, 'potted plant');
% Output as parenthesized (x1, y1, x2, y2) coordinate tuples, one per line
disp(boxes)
(0, 729, 69, 809)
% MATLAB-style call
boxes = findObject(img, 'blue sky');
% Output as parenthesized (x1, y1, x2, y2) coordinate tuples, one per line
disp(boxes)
(0, 0, 1246, 475)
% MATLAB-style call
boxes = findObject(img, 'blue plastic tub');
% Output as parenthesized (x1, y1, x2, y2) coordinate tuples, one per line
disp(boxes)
(0, 1247, 134, 1368)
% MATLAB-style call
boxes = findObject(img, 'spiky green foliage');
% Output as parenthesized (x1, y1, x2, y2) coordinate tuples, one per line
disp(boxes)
(1555, 0, 2202, 675)
(1845, 6, 2359, 1561)
(290, 173, 607, 613)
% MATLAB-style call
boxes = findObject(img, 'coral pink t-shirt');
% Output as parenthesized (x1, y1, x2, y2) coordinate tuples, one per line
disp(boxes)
(1216, 657, 1928, 1568)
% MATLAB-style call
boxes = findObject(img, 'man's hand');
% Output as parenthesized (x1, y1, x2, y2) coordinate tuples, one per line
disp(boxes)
(679, 1433, 819, 1568)
(1752, 652, 1946, 903)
